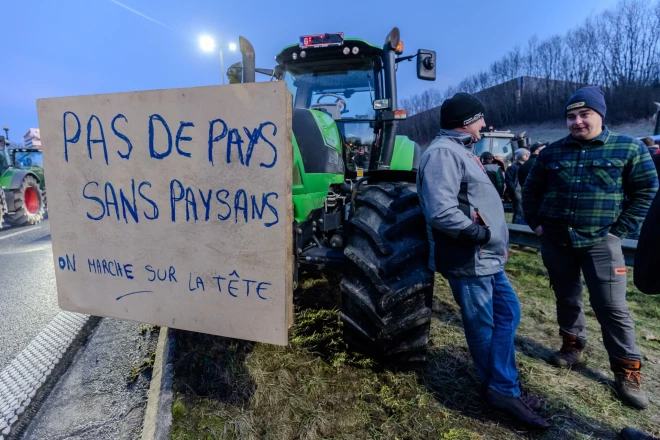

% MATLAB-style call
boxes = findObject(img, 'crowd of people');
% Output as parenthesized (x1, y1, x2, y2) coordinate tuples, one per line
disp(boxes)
(416, 86, 660, 439)
(481, 125, 660, 230)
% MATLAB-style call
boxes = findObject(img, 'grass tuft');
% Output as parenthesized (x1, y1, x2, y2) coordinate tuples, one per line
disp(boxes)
(170, 251, 660, 439)
(128, 351, 156, 384)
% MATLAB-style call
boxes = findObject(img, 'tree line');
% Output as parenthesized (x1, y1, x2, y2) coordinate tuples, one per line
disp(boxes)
(399, 0, 660, 145)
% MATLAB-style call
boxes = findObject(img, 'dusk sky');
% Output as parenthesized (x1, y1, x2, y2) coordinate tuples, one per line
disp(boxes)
(2, 0, 619, 139)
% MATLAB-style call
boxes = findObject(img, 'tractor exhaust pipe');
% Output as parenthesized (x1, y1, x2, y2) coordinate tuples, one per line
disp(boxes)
(379, 27, 401, 169)
(240, 36, 256, 83)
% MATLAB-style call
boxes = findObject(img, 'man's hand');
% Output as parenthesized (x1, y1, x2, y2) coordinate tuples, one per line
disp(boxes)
(456, 224, 491, 245)
(534, 225, 543, 236)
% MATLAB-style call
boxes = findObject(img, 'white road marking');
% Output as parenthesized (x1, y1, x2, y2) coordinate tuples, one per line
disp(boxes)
(0, 311, 90, 437)
(0, 226, 39, 241)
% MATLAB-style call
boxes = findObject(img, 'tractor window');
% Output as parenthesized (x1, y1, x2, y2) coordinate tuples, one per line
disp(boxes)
(284, 69, 377, 120)
(15, 151, 43, 169)
(337, 121, 377, 171)
(473, 138, 491, 157)
(490, 138, 512, 159)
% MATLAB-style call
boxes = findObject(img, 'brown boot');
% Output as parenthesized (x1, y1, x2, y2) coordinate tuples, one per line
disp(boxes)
(611, 358, 648, 410)
(551, 331, 586, 368)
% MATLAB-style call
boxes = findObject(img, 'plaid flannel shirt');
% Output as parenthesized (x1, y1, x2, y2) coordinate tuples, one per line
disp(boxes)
(522, 127, 658, 247)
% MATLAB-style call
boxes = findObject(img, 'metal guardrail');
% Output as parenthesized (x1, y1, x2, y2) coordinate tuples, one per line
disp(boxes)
(507, 223, 638, 266)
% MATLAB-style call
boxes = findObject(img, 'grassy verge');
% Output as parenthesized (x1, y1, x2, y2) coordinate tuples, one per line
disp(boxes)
(170, 248, 660, 439)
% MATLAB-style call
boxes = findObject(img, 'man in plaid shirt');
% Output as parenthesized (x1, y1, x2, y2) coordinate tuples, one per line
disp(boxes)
(522, 86, 658, 410)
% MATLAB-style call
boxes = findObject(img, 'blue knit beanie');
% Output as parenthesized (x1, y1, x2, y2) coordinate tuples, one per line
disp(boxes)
(565, 86, 606, 119)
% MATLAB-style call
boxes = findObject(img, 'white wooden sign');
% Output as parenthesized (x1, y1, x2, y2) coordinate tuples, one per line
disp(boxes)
(37, 81, 293, 345)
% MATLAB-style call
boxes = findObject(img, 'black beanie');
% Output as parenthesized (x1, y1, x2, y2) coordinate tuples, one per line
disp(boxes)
(441, 93, 486, 129)
(565, 86, 607, 119)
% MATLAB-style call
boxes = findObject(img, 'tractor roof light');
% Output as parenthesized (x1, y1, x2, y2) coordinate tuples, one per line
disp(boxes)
(300, 50, 307, 58)
(351, 46, 359, 55)
(343, 47, 350, 55)
(292, 52, 298, 60)
(299, 32, 344, 49)
(395, 41, 404, 54)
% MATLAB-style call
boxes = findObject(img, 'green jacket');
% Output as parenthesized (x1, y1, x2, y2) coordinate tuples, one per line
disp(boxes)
(522, 127, 658, 247)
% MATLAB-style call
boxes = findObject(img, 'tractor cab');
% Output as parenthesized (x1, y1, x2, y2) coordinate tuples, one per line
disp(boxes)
(276, 38, 383, 173)
(474, 128, 531, 169)
(0, 136, 9, 174)
(237, 30, 436, 175)
(9, 148, 44, 173)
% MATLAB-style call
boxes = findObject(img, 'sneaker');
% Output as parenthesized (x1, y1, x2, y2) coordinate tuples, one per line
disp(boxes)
(486, 388, 551, 429)
(620, 427, 659, 440)
(551, 331, 586, 368)
(611, 358, 649, 410)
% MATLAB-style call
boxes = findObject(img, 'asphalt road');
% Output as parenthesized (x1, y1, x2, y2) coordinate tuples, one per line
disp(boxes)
(0, 219, 61, 371)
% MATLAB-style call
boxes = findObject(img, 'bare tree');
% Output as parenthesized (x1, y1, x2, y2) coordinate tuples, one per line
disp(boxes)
(400, 0, 660, 137)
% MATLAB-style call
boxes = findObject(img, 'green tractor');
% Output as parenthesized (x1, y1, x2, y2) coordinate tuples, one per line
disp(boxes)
(0, 135, 46, 228)
(232, 29, 438, 365)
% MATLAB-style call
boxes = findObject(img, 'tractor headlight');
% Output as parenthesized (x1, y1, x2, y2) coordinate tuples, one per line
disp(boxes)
(352, 47, 359, 55)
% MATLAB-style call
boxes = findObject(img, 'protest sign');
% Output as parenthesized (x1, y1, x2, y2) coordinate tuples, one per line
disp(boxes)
(37, 81, 293, 345)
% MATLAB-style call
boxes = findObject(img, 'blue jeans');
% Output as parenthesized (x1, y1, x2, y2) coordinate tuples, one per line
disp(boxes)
(447, 270, 521, 397)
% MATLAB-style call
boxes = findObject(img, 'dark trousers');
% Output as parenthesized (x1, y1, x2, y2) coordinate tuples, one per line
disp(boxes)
(541, 234, 641, 362)
(510, 188, 524, 224)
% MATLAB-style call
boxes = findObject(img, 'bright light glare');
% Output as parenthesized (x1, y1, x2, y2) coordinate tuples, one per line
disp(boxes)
(199, 35, 216, 52)
(228, 42, 237, 51)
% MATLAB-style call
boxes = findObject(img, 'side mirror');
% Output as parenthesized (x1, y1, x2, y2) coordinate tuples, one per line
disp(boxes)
(416, 49, 436, 81)
(227, 61, 243, 84)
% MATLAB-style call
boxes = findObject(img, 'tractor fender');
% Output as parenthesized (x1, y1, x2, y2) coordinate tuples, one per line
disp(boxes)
(389, 136, 416, 171)
(8, 169, 40, 190)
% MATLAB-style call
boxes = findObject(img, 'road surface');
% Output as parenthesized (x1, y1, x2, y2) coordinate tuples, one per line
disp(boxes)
(0, 220, 61, 371)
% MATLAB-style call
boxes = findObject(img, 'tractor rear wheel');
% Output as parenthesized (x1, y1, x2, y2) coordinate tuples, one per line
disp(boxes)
(340, 182, 435, 366)
(5, 175, 45, 226)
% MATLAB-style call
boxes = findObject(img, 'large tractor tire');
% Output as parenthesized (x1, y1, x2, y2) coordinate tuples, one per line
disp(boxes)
(340, 182, 435, 366)
(5, 175, 45, 226)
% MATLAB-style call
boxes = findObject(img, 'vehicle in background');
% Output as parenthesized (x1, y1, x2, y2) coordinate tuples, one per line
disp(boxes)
(474, 128, 530, 169)
(0, 135, 46, 227)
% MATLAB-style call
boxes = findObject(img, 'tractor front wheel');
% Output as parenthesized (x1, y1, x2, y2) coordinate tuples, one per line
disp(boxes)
(5, 175, 45, 226)
(340, 182, 435, 366)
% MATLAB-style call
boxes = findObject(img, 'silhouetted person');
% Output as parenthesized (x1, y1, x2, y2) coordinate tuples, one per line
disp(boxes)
(518, 142, 545, 187)
(505, 148, 529, 224)
(481, 152, 505, 197)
